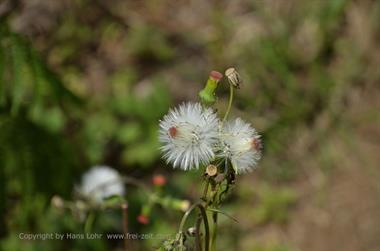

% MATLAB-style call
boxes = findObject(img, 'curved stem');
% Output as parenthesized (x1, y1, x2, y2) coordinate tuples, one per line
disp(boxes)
(222, 83, 234, 123)
(178, 202, 200, 233)
(178, 202, 210, 251)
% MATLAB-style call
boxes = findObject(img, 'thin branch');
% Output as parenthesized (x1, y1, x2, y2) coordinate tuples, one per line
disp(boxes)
(121, 203, 129, 251)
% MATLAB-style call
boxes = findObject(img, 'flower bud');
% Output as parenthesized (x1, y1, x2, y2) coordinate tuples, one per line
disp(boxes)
(137, 214, 149, 225)
(153, 174, 167, 186)
(209, 71, 223, 81)
(198, 71, 223, 106)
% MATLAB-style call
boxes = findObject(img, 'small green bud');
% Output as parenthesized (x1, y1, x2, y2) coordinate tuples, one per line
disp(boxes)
(198, 71, 223, 106)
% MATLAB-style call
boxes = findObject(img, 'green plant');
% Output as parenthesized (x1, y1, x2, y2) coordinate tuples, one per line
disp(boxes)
(158, 69, 263, 250)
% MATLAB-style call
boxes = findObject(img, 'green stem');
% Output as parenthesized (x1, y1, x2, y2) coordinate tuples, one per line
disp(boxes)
(84, 211, 95, 233)
(202, 178, 210, 201)
(195, 215, 203, 251)
(178, 202, 200, 233)
(178, 202, 210, 251)
(199, 205, 210, 251)
(210, 212, 218, 251)
(222, 83, 234, 123)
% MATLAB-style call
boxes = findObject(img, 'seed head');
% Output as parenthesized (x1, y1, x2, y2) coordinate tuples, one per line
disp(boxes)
(217, 118, 262, 174)
(159, 102, 220, 171)
(78, 166, 125, 203)
(225, 67, 242, 89)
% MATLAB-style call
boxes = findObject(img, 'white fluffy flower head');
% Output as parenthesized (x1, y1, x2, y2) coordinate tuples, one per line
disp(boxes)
(159, 102, 219, 170)
(78, 166, 125, 203)
(218, 118, 262, 174)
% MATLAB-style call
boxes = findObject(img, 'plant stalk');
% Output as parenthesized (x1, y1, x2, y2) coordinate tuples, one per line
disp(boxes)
(222, 83, 234, 123)
(84, 211, 95, 233)
(210, 212, 218, 251)
(178, 202, 210, 251)
(122, 203, 129, 251)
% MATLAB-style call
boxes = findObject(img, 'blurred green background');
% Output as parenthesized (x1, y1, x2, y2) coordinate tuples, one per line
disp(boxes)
(0, 0, 379, 250)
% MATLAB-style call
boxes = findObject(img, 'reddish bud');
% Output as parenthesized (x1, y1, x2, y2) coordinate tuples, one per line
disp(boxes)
(137, 214, 149, 225)
(168, 126, 177, 138)
(209, 71, 223, 81)
(153, 174, 167, 186)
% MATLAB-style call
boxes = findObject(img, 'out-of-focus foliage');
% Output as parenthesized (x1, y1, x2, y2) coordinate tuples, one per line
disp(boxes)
(251, 185, 297, 225)
(1, 0, 380, 250)
(0, 13, 171, 250)
(0, 20, 83, 248)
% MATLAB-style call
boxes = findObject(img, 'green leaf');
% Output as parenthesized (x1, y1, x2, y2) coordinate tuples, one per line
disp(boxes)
(27, 48, 82, 105)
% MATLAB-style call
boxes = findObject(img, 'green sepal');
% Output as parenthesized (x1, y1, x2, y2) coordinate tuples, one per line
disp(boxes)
(199, 77, 219, 106)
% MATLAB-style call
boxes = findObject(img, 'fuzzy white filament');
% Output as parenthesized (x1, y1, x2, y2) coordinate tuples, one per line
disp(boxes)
(217, 118, 262, 174)
(79, 166, 125, 203)
(159, 102, 219, 170)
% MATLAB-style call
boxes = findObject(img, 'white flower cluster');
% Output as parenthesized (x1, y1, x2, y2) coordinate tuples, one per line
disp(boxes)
(78, 166, 125, 203)
(159, 102, 262, 174)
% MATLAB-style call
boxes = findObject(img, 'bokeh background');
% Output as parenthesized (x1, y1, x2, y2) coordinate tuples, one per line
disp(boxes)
(1, 0, 379, 250)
